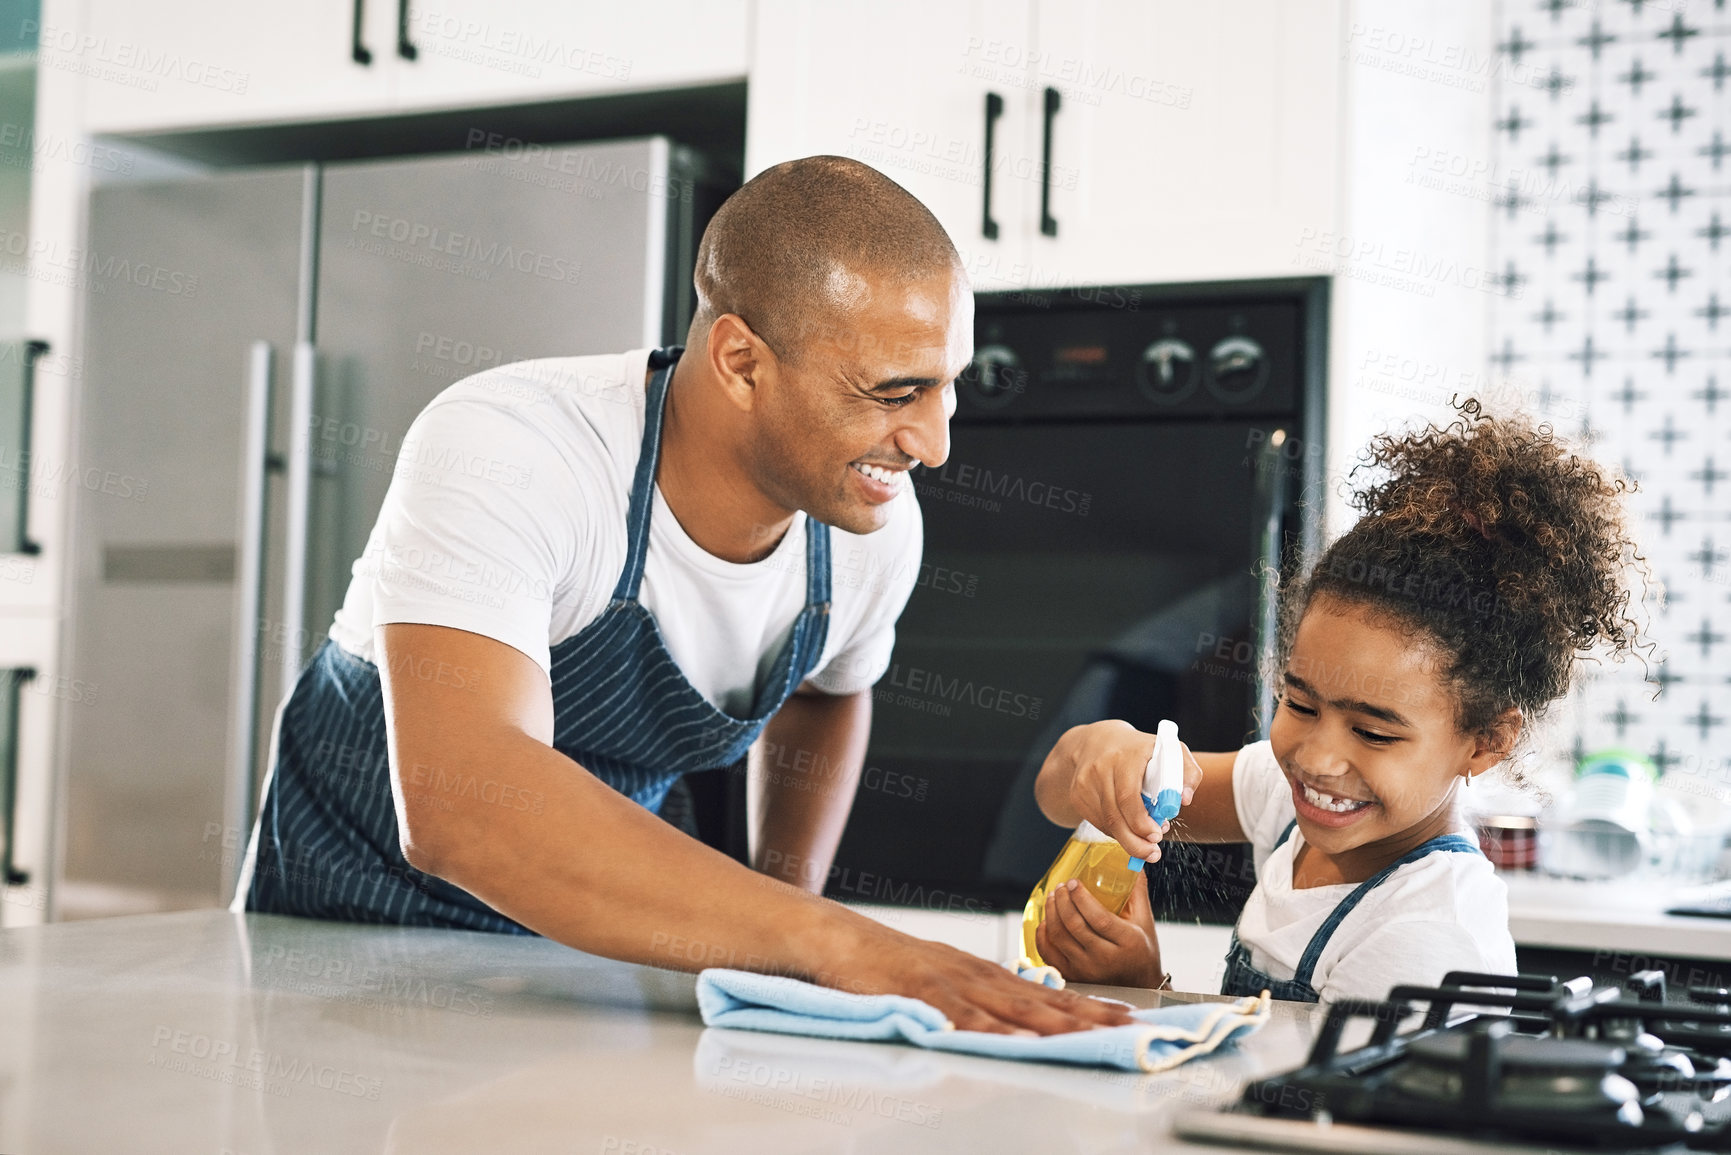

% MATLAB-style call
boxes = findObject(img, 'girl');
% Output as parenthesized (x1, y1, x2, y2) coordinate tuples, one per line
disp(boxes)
(1031, 402, 1646, 1003)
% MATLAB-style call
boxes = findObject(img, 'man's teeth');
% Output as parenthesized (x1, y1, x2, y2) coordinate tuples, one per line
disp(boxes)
(851, 462, 903, 486)
(1301, 782, 1372, 813)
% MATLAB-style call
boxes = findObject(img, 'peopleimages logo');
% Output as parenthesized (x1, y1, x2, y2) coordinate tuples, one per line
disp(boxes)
(882, 663, 1042, 719)
(914, 460, 1092, 516)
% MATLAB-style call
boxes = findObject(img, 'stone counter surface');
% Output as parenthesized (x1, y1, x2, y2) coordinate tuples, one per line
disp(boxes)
(0, 910, 1328, 1154)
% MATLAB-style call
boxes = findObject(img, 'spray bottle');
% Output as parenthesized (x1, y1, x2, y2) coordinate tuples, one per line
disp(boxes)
(1020, 720, 1184, 969)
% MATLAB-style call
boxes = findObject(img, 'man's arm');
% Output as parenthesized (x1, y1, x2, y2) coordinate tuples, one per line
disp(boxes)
(749, 685, 869, 893)
(378, 623, 1132, 1035)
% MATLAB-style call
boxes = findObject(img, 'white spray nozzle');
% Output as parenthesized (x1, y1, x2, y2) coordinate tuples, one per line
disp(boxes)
(1127, 720, 1183, 872)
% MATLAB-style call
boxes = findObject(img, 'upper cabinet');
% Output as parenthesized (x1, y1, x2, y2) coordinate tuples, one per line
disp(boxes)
(746, 0, 1041, 291)
(74, 0, 750, 134)
(75, 0, 395, 132)
(750, 0, 1341, 290)
(392, 0, 748, 114)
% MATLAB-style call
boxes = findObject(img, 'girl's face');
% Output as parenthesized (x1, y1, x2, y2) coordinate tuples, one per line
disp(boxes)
(1268, 597, 1509, 858)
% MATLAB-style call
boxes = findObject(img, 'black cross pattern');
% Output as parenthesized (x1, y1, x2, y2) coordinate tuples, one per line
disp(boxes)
(1705, 53, 1730, 92)
(1619, 57, 1657, 95)
(1612, 296, 1648, 332)
(1656, 13, 1700, 55)
(1695, 376, 1727, 414)
(1574, 255, 1609, 294)
(1576, 100, 1613, 136)
(1654, 253, 1692, 292)
(1500, 26, 1536, 66)
(1653, 333, 1690, 373)
(1616, 137, 1655, 173)
(1691, 456, 1728, 496)
(1700, 213, 1727, 251)
(1610, 376, 1647, 413)
(1656, 172, 1696, 212)
(1614, 217, 1650, 252)
(1686, 700, 1725, 741)
(1657, 94, 1698, 133)
(1701, 132, 1728, 171)
(1603, 699, 1638, 737)
(1498, 106, 1534, 141)
(1489, 0, 1727, 782)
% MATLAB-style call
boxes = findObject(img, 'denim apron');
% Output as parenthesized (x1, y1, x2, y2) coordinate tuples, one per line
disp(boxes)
(1219, 819, 1484, 1002)
(243, 346, 833, 932)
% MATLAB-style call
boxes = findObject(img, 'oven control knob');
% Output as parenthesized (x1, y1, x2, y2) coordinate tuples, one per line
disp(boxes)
(962, 344, 1024, 409)
(1206, 335, 1269, 403)
(1136, 338, 1197, 404)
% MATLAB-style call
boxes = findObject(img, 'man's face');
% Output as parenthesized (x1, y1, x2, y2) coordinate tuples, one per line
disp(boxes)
(749, 265, 971, 536)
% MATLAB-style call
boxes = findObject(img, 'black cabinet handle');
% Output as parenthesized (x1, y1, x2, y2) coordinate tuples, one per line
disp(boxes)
(397, 0, 417, 60)
(12, 340, 45, 556)
(1040, 86, 1061, 237)
(982, 92, 1004, 240)
(352, 0, 373, 64)
(1, 667, 33, 887)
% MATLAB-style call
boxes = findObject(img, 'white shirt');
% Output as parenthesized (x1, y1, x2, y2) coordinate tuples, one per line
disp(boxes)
(1230, 741, 1518, 1003)
(328, 348, 922, 714)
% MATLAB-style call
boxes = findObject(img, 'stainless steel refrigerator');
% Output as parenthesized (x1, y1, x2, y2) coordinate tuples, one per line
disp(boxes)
(60, 137, 718, 919)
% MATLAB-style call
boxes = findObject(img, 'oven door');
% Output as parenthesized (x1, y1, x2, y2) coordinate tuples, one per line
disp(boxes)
(831, 418, 1289, 919)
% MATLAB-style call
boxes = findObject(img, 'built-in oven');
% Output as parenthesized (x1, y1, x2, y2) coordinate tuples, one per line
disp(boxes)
(828, 278, 1328, 924)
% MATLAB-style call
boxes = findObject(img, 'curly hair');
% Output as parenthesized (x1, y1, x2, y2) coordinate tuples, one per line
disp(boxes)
(1284, 399, 1650, 738)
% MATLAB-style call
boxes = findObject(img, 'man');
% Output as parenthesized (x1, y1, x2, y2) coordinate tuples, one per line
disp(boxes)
(238, 156, 1132, 1035)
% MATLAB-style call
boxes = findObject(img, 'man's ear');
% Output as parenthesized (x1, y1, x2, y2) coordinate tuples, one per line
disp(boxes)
(1467, 707, 1523, 776)
(705, 313, 774, 413)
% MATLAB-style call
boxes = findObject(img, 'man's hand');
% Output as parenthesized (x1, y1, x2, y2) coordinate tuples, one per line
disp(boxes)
(839, 922, 1135, 1034)
(1034, 872, 1165, 989)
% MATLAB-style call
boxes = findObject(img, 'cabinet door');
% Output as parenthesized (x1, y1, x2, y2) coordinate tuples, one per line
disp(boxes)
(76, 0, 393, 133)
(748, 0, 1039, 291)
(1030, 0, 1341, 286)
(393, 0, 749, 113)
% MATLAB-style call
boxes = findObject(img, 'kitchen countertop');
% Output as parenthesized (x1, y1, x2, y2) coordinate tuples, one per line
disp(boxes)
(1503, 872, 1731, 959)
(0, 910, 1326, 1154)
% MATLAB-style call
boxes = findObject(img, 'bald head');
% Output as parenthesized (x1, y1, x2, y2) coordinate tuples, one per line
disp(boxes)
(689, 156, 963, 362)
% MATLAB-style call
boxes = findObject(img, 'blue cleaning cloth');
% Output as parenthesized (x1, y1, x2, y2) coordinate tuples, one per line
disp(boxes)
(695, 969, 1270, 1074)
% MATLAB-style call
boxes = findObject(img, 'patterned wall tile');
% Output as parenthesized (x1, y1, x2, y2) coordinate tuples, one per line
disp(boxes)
(1491, 0, 1731, 802)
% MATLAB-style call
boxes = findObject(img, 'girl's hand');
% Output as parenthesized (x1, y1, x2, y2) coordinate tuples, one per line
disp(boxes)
(1053, 720, 1203, 863)
(1034, 871, 1166, 989)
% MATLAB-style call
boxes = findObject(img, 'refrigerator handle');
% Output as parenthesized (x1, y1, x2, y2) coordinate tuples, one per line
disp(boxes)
(281, 342, 315, 699)
(12, 340, 47, 555)
(225, 341, 273, 899)
(396, 0, 418, 60)
(1, 667, 34, 887)
(351, 0, 373, 64)
(1251, 428, 1291, 739)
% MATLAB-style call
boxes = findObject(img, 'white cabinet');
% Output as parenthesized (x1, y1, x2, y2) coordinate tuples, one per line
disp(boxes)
(1030, 0, 1341, 286)
(74, 0, 751, 134)
(394, 0, 748, 114)
(75, 0, 394, 133)
(747, 0, 1042, 291)
(750, 0, 1341, 291)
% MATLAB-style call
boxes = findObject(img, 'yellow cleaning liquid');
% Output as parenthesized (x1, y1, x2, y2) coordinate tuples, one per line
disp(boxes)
(1020, 822, 1136, 968)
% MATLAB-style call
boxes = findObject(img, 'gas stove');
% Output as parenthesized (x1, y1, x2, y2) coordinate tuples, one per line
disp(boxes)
(1177, 970, 1731, 1154)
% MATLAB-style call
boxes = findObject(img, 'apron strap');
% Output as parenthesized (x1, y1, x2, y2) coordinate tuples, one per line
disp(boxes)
(612, 347, 684, 602)
(1289, 830, 1484, 988)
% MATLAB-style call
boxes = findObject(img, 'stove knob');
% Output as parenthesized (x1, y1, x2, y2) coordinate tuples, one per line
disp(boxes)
(961, 344, 1024, 410)
(1206, 335, 1269, 403)
(1135, 338, 1197, 404)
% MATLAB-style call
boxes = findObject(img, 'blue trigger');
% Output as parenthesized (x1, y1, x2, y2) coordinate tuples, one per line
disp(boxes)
(1126, 791, 1171, 872)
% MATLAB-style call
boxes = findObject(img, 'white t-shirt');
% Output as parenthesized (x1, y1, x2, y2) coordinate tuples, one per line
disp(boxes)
(328, 348, 922, 715)
(1230, 741, 1518, 1004)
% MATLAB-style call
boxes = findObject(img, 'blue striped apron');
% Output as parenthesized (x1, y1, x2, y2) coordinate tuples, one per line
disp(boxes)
(1220, 819, 1484, 1002)
(244, 346, 833, 932)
